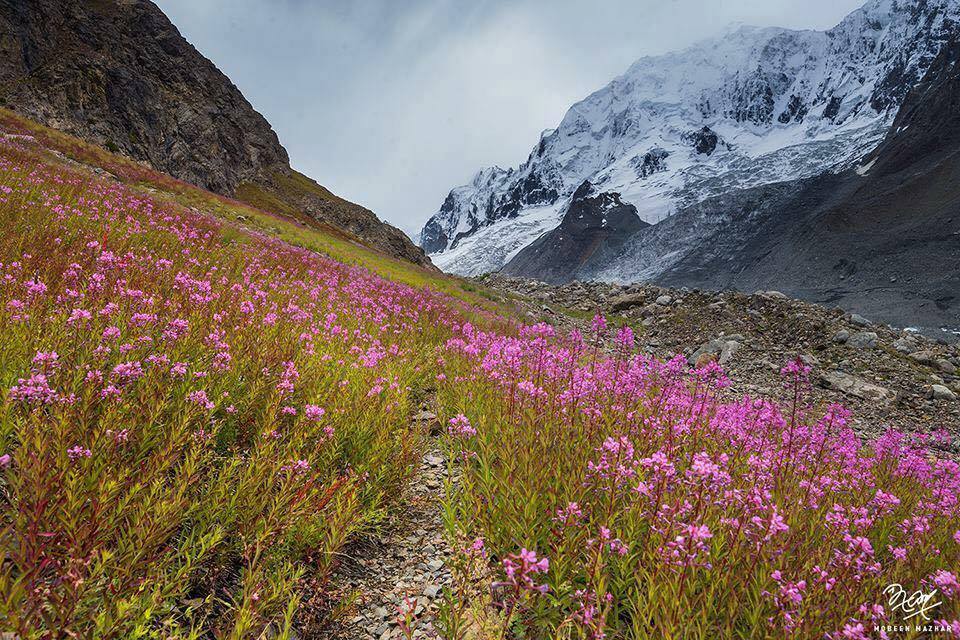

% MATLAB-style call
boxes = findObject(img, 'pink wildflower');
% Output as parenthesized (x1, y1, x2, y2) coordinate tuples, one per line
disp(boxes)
(9, 373, 58, 405)
(448, 413, 476, 438)
(188, 389, 214, 410)
(931, 570, 959, 597)
(67, 445, 92, 461)
(304, 404, 326, 421)
(495, 548, 549, 595)
(590, 314, 607, 335)
(281, 459, 311, 475)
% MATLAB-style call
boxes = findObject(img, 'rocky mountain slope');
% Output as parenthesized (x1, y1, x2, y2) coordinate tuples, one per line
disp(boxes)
(481, 274, 960, 442)
(0, 0, 430, 266)
(422, 0, 958, 276)
(586, 38, 960, 335)
(500, 180, 649, 284)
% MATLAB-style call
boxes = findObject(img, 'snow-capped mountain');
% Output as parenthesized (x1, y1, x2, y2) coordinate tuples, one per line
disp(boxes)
(420, 0, 959, 276)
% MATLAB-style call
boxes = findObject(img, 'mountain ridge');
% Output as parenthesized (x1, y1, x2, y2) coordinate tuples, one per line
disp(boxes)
(422, 0, 958, 276)
(571, 37, 960, 334)
(0, 0, 431, 267)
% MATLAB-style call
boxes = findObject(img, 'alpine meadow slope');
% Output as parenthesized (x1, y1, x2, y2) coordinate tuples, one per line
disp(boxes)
(0, 0, 431, 267)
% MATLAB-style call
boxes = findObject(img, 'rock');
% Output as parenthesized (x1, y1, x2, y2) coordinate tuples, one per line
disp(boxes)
(935, 359, 957, 375)
(800, 354, 820, 366)
(910, 351, 937, 365)
(832, 329, 850, 343)
(930, 384, 957, 401)
(655, 295, 673, 306)
(694, 352, 717, 368)
(413, 410, 437, 422)
(719, 341, 741, 365)
(893, 337, 917, 354)
(690, 339, 722, 365)
(846, 331, 878, 349)
(849, 313, 871, 327)
(641, 303, 670, 317)
(609, 293, 646, 312)
(757, 290, 788, 300)
(818, 371, 893, 403)
(423, 583, 441, 598)
(690, 338, 741, 366)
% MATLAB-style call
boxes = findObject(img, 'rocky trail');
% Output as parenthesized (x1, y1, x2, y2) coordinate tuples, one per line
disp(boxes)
(324, 408, 453, 640)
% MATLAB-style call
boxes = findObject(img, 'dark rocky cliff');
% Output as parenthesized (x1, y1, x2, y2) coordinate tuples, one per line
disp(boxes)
(0, 0, 430, 267)
(503, 181, 649, 284)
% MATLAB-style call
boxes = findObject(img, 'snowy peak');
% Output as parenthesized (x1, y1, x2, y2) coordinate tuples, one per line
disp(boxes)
(421, 0, 959, 277)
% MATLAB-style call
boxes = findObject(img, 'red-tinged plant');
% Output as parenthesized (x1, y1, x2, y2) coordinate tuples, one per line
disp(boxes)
(437, 321, 960, 638)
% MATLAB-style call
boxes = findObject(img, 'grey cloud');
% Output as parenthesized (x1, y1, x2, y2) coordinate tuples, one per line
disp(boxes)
(154, 0, 867, 235)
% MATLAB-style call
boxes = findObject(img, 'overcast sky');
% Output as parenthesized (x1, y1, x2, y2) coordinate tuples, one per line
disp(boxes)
(153, 0, 866, 235)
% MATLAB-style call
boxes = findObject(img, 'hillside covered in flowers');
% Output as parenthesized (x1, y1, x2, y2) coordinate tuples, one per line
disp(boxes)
(0, 112, 957, 639)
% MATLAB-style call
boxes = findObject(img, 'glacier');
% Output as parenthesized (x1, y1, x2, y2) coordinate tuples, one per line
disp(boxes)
(420, 0, 959, 277)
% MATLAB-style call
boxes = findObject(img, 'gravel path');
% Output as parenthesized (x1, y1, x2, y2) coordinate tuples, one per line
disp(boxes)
(326, 411, 452, 640)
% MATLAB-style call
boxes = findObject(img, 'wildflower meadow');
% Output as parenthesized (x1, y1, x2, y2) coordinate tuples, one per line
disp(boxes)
(0, 119, 957, 639)
(435, 323, 960, 638)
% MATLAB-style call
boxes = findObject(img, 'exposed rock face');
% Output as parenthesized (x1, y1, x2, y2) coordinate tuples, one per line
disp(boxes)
(0, 0, 430, 267)
(633, 148, 670, 177)
(0, 0, 285, 194)
(648, 40, 960, 334)
(502, 181, 648, 284)
(683, 126, 720, 156)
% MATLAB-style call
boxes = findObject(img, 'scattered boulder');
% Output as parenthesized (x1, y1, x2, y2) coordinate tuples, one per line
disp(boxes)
(609, 293, 646, 312)
(656, 295, 673, 306)
(832, 329, 850, 343)
(849, 313, 871, 327)
(641, 302, 671, 317)
(818, 371, 893, 403)
(929, 384, 957, 401)
(800, 353, 820, 367)
(719, 340, 742, 365)
(756, 290, 788, 300)
(690, 338, 742, 366)
(893, 337, 917, 354)
(910, 351, 936, 365)
(935, 359, 957, 375)
(847, 331, 878, 349)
